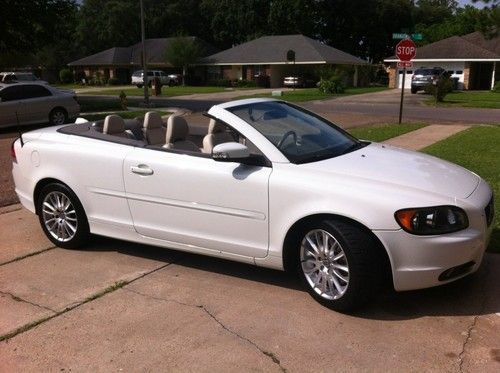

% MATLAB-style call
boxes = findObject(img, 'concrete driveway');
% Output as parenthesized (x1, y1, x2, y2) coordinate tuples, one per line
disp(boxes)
(1, 204, 499, 372)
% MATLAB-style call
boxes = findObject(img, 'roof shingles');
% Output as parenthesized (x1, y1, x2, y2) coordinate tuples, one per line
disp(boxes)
(203, 35, 367, 65)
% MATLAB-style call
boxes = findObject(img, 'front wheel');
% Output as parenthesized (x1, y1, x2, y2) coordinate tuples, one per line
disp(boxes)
(298, 219, 381, 311)
(37, 183, 90, 249)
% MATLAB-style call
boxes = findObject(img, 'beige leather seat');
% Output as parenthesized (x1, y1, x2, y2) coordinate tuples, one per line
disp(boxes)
(143, 111, 166, 145)
(163, 115, 200, 152)
(202, 119, 235, 153)
(103, 115, 128, 138)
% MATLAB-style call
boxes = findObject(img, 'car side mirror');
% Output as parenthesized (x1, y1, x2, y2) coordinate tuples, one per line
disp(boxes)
(212, 142, 250, 163)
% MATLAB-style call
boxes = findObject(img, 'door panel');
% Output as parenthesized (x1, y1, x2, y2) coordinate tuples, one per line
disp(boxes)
(123, 148, 271, 258)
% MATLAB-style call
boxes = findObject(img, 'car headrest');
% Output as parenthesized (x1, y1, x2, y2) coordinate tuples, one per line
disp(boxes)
(166, 115, 189, 142)
(144, 111, 163, 129)
(103, 115, 125, 134)
(208, 119, 226, 134)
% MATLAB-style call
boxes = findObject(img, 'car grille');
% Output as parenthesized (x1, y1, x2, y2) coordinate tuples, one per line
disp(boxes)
(485, 196, 494, 227)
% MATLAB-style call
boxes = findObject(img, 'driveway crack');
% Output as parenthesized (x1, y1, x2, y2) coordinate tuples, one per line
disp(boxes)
(124, 288, 287, 372)
(457, 259, 490, 372)
(0, 290, 57, 313)
(0, 259, 178, 342)
(0, 246, 57, 267)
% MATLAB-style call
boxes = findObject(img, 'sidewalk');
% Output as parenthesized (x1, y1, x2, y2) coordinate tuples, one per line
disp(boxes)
(382, 124, 470, 150)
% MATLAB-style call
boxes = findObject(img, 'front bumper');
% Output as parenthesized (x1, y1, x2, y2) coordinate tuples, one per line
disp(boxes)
(374, 180, 493, 291)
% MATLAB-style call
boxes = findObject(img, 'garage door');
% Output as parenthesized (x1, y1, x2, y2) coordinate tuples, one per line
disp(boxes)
(397, 69, 413, 89)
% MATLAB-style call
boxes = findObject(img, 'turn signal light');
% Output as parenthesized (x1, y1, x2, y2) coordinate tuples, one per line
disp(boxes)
(395, 206, 468, 235)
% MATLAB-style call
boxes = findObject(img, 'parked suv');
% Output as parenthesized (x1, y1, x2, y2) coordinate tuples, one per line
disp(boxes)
(411, 67, 447, 94)
(131, 70, 179, 88)
(0, 83, 79, 128)
(0, 72, 48, 85)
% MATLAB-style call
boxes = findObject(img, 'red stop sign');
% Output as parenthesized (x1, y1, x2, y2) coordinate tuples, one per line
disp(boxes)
(396, 39, 417, 62)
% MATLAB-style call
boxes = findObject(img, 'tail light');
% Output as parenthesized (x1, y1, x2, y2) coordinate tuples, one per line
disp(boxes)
(11, 139, 17, 163)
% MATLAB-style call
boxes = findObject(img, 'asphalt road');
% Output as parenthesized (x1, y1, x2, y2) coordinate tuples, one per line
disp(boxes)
(79, 89, 500, 125)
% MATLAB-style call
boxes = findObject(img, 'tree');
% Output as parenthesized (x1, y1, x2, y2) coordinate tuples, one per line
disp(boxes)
(200, 0, 270, 48)
(165, 37, 204, 85)
(416, 5, 499, 43)
(0, 0, 78, 70)
(76, 0, 140, 55)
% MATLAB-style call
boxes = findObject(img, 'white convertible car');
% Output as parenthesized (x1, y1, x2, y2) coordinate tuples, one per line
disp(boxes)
(12, 98, 494, 310)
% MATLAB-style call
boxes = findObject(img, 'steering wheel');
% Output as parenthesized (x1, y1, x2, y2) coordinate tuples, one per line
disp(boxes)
(277, 130, 297, 149)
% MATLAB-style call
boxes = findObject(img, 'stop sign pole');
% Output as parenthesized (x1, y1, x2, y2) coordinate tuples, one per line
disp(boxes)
(396, 39, 417, 124)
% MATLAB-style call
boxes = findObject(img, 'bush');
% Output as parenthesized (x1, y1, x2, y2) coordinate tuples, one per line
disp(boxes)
(59, 68, 73, 84)
(108, 77, 120, 85)
(424, 76, 453, 103)
(318, 77, 345, 94)
(493, 81, 500, 93)
(207, 79, 232, 87)
(119, 91, 127, 110)
(235, 79, 257, 88)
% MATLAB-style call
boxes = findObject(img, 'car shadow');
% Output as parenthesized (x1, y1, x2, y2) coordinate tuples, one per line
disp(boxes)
(85, 235, 499, 320)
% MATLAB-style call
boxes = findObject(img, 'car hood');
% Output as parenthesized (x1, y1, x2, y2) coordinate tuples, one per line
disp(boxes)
(301, 143, 479, 199)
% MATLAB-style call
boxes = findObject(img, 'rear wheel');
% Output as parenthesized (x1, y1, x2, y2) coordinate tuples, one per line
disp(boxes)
(137, 84, 143, 88)
(49, 108, 67, 125)
(37, 183, 89, 249)
(411, 87, 417, 94)
(298, 219, 381, 311)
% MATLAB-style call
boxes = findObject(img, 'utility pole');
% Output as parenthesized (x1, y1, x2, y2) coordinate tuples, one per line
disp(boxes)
(140, 0, 149, 106)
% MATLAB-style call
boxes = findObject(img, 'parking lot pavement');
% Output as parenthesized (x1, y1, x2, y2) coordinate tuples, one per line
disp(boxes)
(0, 207, 499, 371)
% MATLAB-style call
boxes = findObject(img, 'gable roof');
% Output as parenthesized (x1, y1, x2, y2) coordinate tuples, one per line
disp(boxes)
(384, 33, 500, 62)
(69, 37, 216, 67)
(202, 34, 367, 65)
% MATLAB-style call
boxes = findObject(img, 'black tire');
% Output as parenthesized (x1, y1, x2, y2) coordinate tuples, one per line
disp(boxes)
(411, 87, 417, 94)
(37, 183, 90, 249)
(49, 108, 68, 126)
(297, 219, 382, 312)
(137, 84, 143, 88)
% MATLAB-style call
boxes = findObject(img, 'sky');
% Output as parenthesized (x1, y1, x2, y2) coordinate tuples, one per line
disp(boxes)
(457, 0, 486, 8)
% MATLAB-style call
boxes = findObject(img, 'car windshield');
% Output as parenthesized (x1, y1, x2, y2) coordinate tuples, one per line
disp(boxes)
(227, 101, 365, 164)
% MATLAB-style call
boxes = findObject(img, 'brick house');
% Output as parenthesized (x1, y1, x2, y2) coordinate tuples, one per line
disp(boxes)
(384, 32, 500, 90)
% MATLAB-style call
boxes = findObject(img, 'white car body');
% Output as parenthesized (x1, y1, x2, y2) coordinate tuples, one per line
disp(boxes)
(12, 98, 494, 298)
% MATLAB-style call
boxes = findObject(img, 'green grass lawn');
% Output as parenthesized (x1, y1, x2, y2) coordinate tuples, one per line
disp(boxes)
(427, 91, 500, 109)
(422, 126, 500, 253)
(348, 123, 426, 142)
(79, 85, 228, 97)
(79, 110, 170, 122)
(234, 86, 388, 102)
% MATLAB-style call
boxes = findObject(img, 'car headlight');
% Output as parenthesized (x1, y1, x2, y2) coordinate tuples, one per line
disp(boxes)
(395, 206, 468, 235)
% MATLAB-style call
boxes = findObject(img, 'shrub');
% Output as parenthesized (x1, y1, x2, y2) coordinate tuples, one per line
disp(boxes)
(235, 79, 257, 88)
(493, 81, 500, 93)
(425, 76, 453, 103)
(318, 77, 345, 94)
(59, 68, 73, 84)
(108, 77, 120, 85)
(119, 91, 127, 110)
(207, 79, 232, 87)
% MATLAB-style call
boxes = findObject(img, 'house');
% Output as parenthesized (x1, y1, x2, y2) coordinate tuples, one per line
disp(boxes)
(68, 37, 216, 84)
(384, 31, 500, 90)
(201, 34, 368, 88)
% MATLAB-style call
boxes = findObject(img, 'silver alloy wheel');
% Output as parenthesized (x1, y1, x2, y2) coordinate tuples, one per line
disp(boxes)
(51, 110, 65, 125)
(42, 191, 78, 242)
(300, 229, 350, 300)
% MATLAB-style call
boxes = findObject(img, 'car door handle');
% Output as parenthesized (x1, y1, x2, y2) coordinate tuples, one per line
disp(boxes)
(131, 164, 154, 176)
